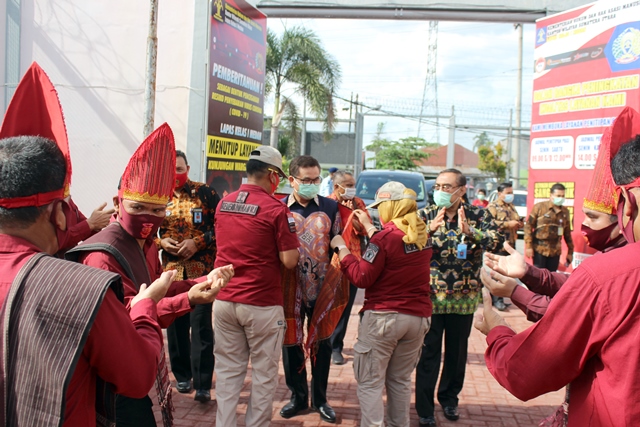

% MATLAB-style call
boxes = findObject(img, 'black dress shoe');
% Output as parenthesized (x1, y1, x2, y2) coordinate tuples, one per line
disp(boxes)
(331, 351, 346, 365)
(176, 381, 191, 393)
(194, 389, 211, 402)
(494, 298, 507, 311)
(419, 416, 437, 427)
(312, 403, 336, 423)
(443, 406, 459, 421)
(280, 401, 308, 419)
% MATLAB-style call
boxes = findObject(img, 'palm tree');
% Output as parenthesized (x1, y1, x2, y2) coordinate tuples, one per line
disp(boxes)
(266, 26, 341, 149)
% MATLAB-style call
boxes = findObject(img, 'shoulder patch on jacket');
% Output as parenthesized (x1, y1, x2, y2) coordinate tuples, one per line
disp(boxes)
(363, 243, 380, 263)
(404, 243, 420, 254)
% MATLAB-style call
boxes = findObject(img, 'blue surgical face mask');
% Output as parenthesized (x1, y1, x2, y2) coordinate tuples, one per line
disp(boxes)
(553, 197, 565, 206)
(504, 194, 514, 204)
(296, 183, 320, 200)
(434, 188, 460, 208)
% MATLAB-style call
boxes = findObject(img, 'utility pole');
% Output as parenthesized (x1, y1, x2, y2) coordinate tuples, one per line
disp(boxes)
(143, 0, 159, 137)
(446, 106, 455, 168)
(512, 23, 524, 189)
(418, 21, 439, 143)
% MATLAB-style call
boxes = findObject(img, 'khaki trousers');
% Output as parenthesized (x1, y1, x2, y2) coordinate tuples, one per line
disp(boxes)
(354, 311, 431, 427)
(213, 300, 285, 427)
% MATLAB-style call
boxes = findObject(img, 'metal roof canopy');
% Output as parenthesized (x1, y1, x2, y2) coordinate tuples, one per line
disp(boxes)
(251, 1, 594, 23)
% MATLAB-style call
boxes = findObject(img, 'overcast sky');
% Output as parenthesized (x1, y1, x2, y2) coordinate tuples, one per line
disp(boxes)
(265, 18, 536, 151)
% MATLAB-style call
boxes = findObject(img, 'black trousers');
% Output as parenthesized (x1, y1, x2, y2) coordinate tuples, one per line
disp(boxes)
(166, 302, 214, 390)
(533, 252, 560, 272)
(115, 395, 156, 427)
(282, 303, 332, 408)
(329, 283, 358, 353)
(415, 313, 474, 418)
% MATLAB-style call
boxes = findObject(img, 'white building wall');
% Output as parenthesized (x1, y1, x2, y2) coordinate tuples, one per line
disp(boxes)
(9, 0, 201, 212)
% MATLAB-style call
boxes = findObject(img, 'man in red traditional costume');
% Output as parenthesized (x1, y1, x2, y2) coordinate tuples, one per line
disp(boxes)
(0, 62, 174, 427)
(0, 63, 114, 253)
(66, 123, 234, 427)
(482, 106, 638, 323)
(475, 107, 640, 426)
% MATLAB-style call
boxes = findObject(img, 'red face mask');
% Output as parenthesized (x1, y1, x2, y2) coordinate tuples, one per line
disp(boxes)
(118, 200, 165, 240)
(175, 172, 188, 189)
(581, 222, 619, 252)
(617, 191, 637, 244)
(270, 172, 280, 195)
(50, 199, 82, 253)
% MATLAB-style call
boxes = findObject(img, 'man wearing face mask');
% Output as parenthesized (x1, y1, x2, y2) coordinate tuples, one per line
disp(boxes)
(415, 168, 501, 427)
(0, 104, 175, 426)
(66, 124, 234, 427)
(327, 170, 369, 365)
(280, 155, 343, 424)
(473, 109, 640, 427)
(158, 150, 220, 402)
(213, 146, 300, 427)
(524, 183, 574, 271)
(486, 182, 523, 311)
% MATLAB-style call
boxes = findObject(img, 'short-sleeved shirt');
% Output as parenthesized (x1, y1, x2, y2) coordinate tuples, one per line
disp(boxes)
(215, 184, 300, 307)
(284, 194, 341, 304)
(340, 223, 432, 318)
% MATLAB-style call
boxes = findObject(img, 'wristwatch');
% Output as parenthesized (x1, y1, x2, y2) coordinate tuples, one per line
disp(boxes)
(333, 245, 347, 255)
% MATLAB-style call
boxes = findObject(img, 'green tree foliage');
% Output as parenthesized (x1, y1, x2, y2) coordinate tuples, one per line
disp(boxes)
(478, 138, 510, 181)
(266, 27, 341, 148)
(472, 131, 493, 152)
(367, 123, 431, 170)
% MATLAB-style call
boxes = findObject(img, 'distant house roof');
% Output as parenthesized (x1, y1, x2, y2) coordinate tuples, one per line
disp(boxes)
(418, 143, 479, 168)
(414, 144, 487, 178)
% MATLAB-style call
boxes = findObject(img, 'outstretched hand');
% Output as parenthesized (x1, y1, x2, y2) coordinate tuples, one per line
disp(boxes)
(474, 288, 513, 336)
(480, 267, 518, 298)
(131, 270, 177, 307)
(484, 242, 527, 279)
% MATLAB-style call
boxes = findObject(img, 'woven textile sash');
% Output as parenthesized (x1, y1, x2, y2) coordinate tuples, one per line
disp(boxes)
(283, 211, 364, 354)
(1, 253, 119, 427)
(67, 224, 174, 426)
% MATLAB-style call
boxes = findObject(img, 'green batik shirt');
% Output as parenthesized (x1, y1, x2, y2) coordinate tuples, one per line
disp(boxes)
(419, 203, 503, 315)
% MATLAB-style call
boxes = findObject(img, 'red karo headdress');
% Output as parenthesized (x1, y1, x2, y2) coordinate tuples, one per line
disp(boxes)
(0, 62, 70, 208)
(584, 107, 640, 215)
(118, 123, 176, 205)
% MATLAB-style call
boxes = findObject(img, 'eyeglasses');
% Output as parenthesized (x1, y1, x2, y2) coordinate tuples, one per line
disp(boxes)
(294, 176, 322, 185)
(433, 184, 460, 192)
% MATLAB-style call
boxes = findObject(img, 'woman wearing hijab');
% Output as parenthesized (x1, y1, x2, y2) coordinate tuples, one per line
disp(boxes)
(330, 181, 432, 427)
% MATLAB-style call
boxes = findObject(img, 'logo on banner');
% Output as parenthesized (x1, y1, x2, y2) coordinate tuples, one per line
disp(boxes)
(607, 23, 640, 72)
(536, 27, 547, 46)
(213, 0, 224, 22)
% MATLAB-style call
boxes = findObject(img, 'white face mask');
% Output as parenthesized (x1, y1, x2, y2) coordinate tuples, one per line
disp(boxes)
(341, 187, 356, 200)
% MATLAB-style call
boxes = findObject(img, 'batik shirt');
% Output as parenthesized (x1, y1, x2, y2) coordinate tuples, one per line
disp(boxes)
(524, 200, 574, 258)
(158, 180, 220, 279)
(487, 199, 520, 251)
(420, 203, 501, 315)
(286, 194, 341, 304)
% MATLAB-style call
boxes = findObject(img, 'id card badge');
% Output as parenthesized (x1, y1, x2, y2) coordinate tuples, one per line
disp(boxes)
(456, 236, 467, 259)
(557, 226, 564, 235)
(192, 208, 203, 224)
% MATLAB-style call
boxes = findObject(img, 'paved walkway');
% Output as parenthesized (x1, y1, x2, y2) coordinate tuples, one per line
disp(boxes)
(155, 291, 564, 427)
